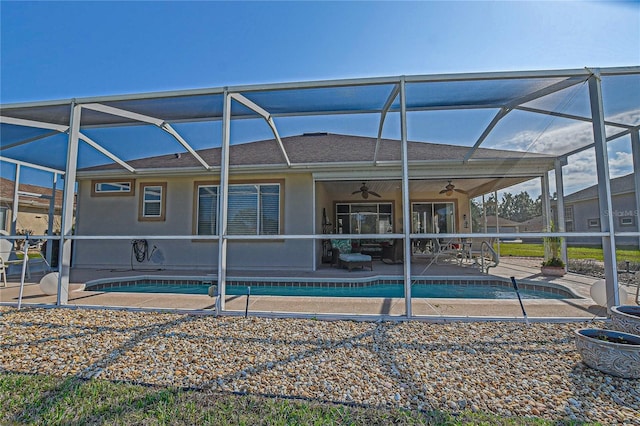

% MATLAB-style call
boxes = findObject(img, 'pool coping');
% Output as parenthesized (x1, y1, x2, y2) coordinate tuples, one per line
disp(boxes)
(84, 274, 582, 299)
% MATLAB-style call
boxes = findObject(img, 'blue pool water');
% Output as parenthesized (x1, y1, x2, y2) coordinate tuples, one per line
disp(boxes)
(95, 282, 569, 299)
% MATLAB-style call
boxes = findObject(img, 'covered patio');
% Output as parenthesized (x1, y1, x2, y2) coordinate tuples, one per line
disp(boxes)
(1, 66, 638, 319)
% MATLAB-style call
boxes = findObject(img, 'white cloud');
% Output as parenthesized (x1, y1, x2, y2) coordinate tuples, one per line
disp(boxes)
(487, 109, 638, 196)
(490, 109, 640, 156)
(609, 151, 634, 177)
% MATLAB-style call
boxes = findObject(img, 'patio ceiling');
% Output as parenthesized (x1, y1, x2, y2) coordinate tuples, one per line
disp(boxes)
(321, 177, 529, 199)
(1, 67, 638, 173)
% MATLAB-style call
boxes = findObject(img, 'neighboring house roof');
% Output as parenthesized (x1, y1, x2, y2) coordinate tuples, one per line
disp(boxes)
(482, 216, 523, 228)
(80, 133, 553, 173)
(564, 173, 636, 204)
(519, 216, 544, 232)
(0, 177, 64, 210)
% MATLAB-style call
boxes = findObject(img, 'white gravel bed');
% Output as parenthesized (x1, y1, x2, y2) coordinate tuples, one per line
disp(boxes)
(1, 307, 638, 424)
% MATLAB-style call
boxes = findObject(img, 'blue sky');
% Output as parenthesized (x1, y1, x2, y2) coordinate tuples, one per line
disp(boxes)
(1, 1, 639, 195)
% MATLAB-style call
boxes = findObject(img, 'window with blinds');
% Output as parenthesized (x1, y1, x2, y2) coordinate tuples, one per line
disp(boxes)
(196, 183, 280, 235)
(139, 182, 166, 221)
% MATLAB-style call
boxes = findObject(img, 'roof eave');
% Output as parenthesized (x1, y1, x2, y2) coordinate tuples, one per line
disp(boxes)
(76, 156, 555, 180)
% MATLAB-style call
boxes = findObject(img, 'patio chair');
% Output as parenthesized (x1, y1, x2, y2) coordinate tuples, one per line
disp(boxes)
(0, 231, 50, 286)
(433, 238, 464, 265)
(330, 239, 373, 272)
(1, 231, 23, 287)
(381, 239, 403, 264)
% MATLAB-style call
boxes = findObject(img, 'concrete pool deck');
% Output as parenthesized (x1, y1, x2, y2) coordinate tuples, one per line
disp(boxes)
(1, 257, 637, 319)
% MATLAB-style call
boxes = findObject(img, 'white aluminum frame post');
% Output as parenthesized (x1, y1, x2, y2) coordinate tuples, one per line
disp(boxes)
(554, 158, 568, 268)
(217, 90, 232, 312)
(631, 130, 640, 250)
(57, 103, 81, 305)
(399, 78, 412, 317)
(588, 71, 619, 309)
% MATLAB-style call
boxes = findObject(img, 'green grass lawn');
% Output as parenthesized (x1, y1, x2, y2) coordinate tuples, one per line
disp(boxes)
(496, 243, 640, 263)
(0, 373, 569, 426)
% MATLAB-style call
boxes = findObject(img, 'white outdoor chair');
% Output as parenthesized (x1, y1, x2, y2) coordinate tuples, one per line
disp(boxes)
(0, 231, 51, 286)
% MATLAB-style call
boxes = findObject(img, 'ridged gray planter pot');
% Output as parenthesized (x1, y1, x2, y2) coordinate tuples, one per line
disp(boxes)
(574, 328, 640, 379)
(540, 266, 566, 277)
(610, 306, 640, 336)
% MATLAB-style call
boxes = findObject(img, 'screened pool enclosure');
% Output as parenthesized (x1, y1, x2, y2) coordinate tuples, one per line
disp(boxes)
(1, 66, 638, 317)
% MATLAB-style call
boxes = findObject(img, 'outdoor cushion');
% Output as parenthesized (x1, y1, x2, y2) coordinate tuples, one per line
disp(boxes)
(339, 253, 372, 262)
(331, 239, 352, 254)
(338, 252, 373, 271)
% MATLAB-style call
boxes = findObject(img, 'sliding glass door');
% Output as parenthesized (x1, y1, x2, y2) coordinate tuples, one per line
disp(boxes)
(335, 203, 393, 235)
(411, 202, 455, 254)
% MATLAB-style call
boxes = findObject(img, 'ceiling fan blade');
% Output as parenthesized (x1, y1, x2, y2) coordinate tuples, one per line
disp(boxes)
(439, 189, 447, 194)
(369, 191, 381, 198)
(454, 188, 468, 194)
(352, 190, 361, 195)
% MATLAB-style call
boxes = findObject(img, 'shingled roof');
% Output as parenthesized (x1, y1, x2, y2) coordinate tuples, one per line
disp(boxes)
(0, 177, 64, 210)
(565, 173, 636, 203)
(81, 133, 552, 172)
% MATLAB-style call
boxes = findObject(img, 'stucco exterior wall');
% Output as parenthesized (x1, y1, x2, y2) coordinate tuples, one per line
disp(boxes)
(75, 173, 481, 271)
(567, 192, 639, 248)
(1, 207, 58, 235)
(74, 173, 314, 271)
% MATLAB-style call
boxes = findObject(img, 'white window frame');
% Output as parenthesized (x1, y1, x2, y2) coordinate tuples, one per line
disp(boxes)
(619, 216, 635, 227)
(139, 182, 166, 221)
(335, 202, 394, 235)
(587, 218, 600, 228)
(91, 179, 135, 196)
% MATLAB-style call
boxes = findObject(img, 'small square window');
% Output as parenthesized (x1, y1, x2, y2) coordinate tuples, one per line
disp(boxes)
(587, 218, 600, 228)
(619, 216, 635, 227)
(139, 183, 166, 221)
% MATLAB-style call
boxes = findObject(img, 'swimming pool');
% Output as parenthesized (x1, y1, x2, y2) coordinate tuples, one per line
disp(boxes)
(85, 276, 578, 299)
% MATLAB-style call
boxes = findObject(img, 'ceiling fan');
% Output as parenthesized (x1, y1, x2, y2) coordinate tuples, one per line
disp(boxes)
(439, 180, 467, 196)
(352, 182, 381, 199)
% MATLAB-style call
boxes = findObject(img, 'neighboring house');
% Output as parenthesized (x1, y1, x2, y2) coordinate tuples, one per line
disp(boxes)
(561, 173, 639, 248)
(74, 132, 556, 271)
(0, 177, 64, 235)
(519, 216, 544, 233)
(476, 216, 522, 234)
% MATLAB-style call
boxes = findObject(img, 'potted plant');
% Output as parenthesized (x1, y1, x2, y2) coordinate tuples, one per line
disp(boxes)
(610, 306, 640, 336)
(541, 222, 565, 276)
(574, 328, 640, 379)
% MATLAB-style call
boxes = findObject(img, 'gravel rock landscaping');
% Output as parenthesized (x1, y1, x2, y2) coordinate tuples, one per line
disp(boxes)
(1, 307, 639, 424)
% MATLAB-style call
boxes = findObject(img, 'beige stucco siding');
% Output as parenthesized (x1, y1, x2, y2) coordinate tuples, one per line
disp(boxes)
(74, 173, 314, 271)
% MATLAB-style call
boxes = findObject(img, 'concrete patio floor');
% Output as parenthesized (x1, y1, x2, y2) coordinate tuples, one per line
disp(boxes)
(1, 256, 637, 320)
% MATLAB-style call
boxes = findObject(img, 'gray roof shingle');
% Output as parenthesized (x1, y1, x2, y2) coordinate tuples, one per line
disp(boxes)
(81, 133, 551, 172)
(565, 173, 636, 203)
